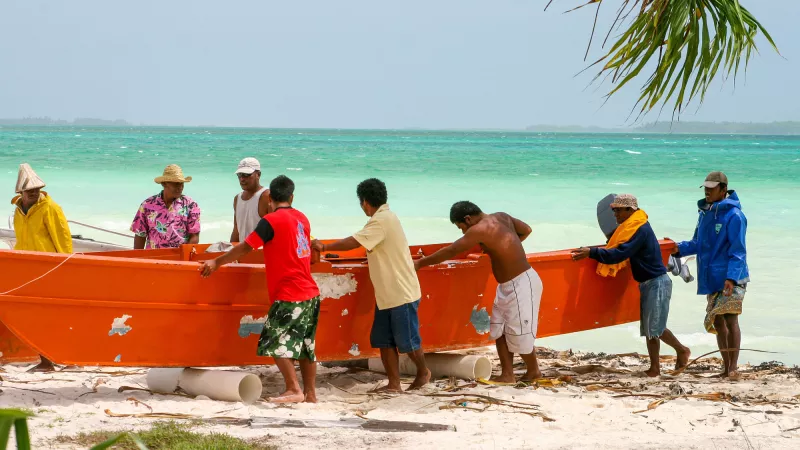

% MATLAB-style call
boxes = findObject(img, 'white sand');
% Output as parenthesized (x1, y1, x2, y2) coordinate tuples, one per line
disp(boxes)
(2, 347, 799, 449)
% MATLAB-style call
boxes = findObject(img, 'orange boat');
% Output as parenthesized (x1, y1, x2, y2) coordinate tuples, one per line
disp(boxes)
(0, 322, 40, 364)
(0, 240, 676, 367)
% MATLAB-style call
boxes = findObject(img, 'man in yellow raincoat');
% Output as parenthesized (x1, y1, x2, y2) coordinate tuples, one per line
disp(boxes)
(12, 163, 72, 253)
(11, 163, 72, 371)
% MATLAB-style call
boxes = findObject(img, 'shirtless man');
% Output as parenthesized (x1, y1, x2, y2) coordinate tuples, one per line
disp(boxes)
(231, 157, 271, 243)
(414, 201, 542, 382)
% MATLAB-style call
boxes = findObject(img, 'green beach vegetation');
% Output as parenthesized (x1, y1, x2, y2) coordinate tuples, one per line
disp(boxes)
(0, 409, 274, 450)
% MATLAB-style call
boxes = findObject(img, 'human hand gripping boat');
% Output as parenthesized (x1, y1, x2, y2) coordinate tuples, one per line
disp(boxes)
(0, 239, 676, 367)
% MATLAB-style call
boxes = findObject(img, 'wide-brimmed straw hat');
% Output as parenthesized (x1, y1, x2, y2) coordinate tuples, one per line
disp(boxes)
(154, 164, 192, 184)
(15, 163, 46, 194)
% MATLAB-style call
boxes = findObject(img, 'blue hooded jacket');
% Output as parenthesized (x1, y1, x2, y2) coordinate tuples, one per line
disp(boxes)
(677, 191, 749, 295)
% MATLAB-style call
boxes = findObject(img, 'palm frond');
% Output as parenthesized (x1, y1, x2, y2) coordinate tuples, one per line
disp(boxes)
(551, 0, 779, 120)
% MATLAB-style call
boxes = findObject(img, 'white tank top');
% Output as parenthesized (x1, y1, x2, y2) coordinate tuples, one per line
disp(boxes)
(235, 187, 268, 240)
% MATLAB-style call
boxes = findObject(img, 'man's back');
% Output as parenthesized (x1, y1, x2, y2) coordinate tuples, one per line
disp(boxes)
(352, 204, 421, 310)
(626, 222, 667, 282)
(590, 221, 666, 283)
(245, 207, 319, 302)
(473, 213, 531, 284)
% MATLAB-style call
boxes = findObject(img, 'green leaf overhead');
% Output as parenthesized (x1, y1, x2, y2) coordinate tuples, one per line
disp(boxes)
(550, 0, 779, 119)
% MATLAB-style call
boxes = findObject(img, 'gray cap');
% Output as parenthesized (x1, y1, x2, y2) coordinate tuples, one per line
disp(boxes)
(701, 171, 728, 188)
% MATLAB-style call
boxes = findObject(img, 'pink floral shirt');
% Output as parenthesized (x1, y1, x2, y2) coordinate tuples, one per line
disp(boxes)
(130, 193, 201, 249)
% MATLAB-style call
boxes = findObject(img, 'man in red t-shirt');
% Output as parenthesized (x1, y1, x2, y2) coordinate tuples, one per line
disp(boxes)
(200, 175, 321, 403)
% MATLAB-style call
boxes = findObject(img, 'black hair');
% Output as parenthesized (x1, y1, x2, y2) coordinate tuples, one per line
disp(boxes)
(450, 201, 482, 224)
(719, 183, 728, 191)
(356, 178, 388, 208)
(269, 175, 295, 202)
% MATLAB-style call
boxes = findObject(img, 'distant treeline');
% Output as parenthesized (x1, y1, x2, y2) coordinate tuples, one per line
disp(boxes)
(526, 121, 800, 135)
(0, 117, 131, 126)
(635, 121, 800, 134)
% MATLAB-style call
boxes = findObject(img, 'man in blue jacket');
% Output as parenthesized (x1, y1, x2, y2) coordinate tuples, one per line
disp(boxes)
(673, 171, 749, 379)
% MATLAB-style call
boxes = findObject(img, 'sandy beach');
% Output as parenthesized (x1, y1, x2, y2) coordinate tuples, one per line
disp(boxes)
(2, 346, 798, 449)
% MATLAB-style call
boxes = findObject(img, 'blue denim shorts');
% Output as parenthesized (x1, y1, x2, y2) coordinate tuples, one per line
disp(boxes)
(370, 299, 422, 354)
(638, 273, 672, 339)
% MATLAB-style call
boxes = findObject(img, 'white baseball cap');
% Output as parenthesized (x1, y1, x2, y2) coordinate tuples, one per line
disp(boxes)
(235, 157, 261, 175)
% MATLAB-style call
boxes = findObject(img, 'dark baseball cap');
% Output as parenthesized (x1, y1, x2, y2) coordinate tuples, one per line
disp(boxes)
(701, 171, 728, 188)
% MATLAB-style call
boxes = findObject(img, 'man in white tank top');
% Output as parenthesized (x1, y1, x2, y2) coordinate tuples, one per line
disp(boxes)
(231, 157, 271, 243)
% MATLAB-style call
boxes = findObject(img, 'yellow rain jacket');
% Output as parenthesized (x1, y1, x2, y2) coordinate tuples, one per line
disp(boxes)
(11, 191, 73, 253)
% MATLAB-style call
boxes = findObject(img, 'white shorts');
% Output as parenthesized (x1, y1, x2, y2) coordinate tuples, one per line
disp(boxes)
(490, 267, 542, 354)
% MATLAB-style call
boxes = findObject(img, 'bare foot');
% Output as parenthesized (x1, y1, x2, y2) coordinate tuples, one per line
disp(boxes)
(406, 369, 431, 391)
(643, 368, 660, 378)
(269, 391, 305, 403)
(675, 347, 691, 371)
(727, 370, 741, 382)
(368, 385, 402, 394)
(520, 370, 543, 383)
(490, 374, 516, 383)
(304, 392, 318, 403)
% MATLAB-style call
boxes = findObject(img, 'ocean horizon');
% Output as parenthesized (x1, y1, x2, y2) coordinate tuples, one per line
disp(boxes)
(2, 126, 798, 364)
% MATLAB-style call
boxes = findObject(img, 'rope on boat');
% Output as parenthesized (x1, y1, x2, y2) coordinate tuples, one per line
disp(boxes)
(0, 252, 82, 296)
(8, 214, 134, 239)
(67, 220, 134, 239)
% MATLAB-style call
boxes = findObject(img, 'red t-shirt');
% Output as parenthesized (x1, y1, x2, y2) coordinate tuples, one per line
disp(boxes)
(245, 207, 320, 302)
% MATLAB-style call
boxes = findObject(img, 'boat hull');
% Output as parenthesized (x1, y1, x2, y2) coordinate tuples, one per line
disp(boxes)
(0, 227, 128, 364)
(0, 321, 40, 364)
(0, 241, 675, 367)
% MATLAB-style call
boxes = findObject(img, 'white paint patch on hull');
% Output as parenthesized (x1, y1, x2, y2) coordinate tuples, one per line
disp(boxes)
(109, 315, 133, 336)
(312, 273, 358, 300)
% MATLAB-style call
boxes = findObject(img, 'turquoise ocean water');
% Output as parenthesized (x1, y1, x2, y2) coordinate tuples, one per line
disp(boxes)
(2, 127, 799, 364)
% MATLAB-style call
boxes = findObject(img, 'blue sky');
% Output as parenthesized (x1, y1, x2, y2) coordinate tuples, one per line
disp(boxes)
(0, 0, 795, 128)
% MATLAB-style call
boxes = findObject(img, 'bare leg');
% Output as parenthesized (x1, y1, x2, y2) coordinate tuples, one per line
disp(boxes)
(713, 316, 730, 377)
(27, 355, 56, 373)
(298, 358, 317, 403)
(519, 349, 542, 382)
(724, 314, 741, 377)
(369, 348, 402, 393)
(644, 337, 661, 377)
(404, 349, 431, 391)
(659, 328, 691, 371)
(491, 335, 515, 383)
(269, 357, 304, 403)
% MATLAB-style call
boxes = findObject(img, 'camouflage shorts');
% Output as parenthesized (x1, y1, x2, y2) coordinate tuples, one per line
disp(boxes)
(257, 296, 321, 361)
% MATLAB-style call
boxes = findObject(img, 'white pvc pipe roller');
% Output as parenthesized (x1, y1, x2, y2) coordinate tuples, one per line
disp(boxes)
(146, 368, 184, 393)
(146, 368, 263, 404)
(368, 353, 492, 381)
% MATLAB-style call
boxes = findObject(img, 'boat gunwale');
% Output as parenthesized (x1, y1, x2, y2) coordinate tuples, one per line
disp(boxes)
(0, 240, 677, 275)
(0, 294, 273, 310)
